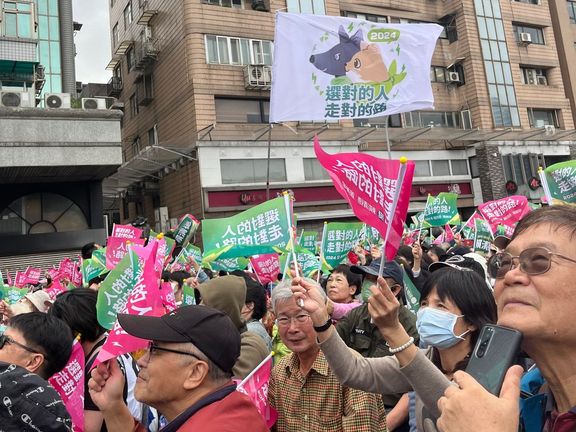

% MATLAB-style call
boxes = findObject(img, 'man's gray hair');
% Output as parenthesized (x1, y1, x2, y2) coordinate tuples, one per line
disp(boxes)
(271, 278, 326, 314)
(175, 342, 232, 383)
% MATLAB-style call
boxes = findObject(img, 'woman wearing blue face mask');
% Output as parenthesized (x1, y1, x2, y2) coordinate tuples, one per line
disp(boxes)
(291, 266, 497, 432)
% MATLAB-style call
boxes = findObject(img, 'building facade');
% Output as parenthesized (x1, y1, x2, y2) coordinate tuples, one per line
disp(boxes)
(104, 0, 576, 233)
(0, 0, 122, 269)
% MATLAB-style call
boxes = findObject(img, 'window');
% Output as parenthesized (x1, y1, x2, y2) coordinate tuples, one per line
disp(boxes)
(343, 11, 388, 23)
(287, 0, 325, 14)
(215, 98, 269, 123)
(404, 111, 463, 128)
(440, 14, 458, 43)
(451, 160, 469, 175)
(528, 108, 558, 127)
(515, 0, 539, 4)
(521, 67, 548, 85)
(130, 93, 139, 117)
(432, 160, 451, 176)
(569, 1, 576, 23)
(414, 161, 431, 177)
(110, 0, 115, 6)
(112, 23, 119, 47)
(353, 114, 402, 127)
(148, 125, 158, 146)
(469, 156, 479, 178)
(203, 0, 242, 8)
(205, 35, 273, 66)
(430, 66, 447, 83)
(131, 137, 141, 157)
(126, 46, 135, 71)
(123, 1, 133, 29)
(303, 158, 330, 180)
(502, 154, 545, 185)
(220, 159, 287, 184)
(2, 1, 34, 38)
(513, 24, 545, 45)
(413, 160, 470, 177)
(143, 73, 153, 101)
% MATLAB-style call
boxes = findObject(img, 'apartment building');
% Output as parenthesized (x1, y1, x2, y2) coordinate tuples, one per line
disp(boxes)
(104, 0, 576, 232)
(0, 0, 122, 268)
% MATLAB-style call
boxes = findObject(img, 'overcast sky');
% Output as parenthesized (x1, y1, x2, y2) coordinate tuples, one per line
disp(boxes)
(73, 0, 112, 84)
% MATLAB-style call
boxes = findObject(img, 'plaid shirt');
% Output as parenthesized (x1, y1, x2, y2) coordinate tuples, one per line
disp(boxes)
(269, 350, 387, 432)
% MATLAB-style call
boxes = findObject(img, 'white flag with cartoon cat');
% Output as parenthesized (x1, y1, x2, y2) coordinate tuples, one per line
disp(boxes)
(270, 13, 443, 122)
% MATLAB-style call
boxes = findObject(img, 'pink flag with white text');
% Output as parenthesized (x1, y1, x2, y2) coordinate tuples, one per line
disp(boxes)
(250, 254, 281, 285)
(106, 236, 145, 270)
(444, 224, 454, 242)
(95, 242, 164, 366)
(236, 354, 278, 429)
(14, 271, 27, 288)
(160, 281, 177, 313)
(314, 137, 414, 260)
(24, 267, 42, 285)
(49, 341, 85, 432)
(112, 223, 143, 240)
(478, 195, 531, 237)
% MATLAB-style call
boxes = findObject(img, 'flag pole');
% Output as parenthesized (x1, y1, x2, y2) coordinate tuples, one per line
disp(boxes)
(266, 124, 273, 201)
(238, 351, 275, 388)
(283, 192, 299, 278)
(538, 166, 553, 206)
(379, 157, 408, 277)
(385, 117, 392, 159)
(316, 222, 327, 284)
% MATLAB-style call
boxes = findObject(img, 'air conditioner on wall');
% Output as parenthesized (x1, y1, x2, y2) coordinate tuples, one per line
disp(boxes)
(520, 32, 532, 44)
(447, 71, 461, 83)
(44, 93, 71, 108)
(245, 64, 272, 89)
(536, 75, 548, 85)
(0, 91, 34, 108)
(544, 125, 555, 135)
(82, 97, 107, 110)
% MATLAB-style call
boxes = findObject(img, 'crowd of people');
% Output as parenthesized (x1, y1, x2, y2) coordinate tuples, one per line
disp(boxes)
(0, 205, 575, 431)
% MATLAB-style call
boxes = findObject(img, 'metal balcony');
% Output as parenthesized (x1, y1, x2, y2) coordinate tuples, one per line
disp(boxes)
(107, 76, 123, 97)
(134, 40, 159, 71)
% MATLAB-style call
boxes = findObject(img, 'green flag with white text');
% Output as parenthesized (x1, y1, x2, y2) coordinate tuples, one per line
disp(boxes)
(543, 160, 576, 204)
(423, 193, 460, 227)
(321, 222, 363, 272)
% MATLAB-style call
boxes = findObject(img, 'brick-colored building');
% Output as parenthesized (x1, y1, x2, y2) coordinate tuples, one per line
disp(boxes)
(104, 0, 575, 231)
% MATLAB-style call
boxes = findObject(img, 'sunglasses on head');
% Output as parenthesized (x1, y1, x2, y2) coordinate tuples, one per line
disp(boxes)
(487, 246, 576, 279)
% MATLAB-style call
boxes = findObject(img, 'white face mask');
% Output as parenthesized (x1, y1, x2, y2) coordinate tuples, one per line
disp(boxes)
(416, 307, 470, 349)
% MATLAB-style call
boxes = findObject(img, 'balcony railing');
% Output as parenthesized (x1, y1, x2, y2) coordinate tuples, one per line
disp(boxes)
(107, 76, 123, 97)
(134, 40, 159, 71)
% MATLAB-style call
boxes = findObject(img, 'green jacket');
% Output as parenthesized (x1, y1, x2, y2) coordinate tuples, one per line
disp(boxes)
(336, 303, 419, 407)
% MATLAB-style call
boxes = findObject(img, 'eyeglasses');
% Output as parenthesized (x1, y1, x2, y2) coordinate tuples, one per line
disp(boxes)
(146, 342, 203, 360)
(488, 247, 576, 279)
(276, 313, 311, 327)
(0, 334, 43, 356)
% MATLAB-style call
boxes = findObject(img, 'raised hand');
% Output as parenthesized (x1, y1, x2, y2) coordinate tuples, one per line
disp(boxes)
(88, 360, 126, 413)
(290, 277, 330, 325)
(367, 276, 401, 332)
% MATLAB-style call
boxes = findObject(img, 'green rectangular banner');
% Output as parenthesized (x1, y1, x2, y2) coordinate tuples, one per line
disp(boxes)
(300, 231, 318, 252)
(321, 222, 363, 271)
(423, 193, 460, 227)
(544, 160, 576, 204)
(473, 219, 492, 257)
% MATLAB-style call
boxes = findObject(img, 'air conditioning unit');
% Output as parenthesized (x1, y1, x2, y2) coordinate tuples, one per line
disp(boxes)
(544, 124, 555, 135)
(44, 93, 71, 109)
(520, 32, 532, 44)
(536, 75, 548, 85)
(82, 97, 107, 110)
(447, 71, 461, 83)
(244, 64, 272, 89)
(0, 91, 34, 108)
(144, 26, 153, 40)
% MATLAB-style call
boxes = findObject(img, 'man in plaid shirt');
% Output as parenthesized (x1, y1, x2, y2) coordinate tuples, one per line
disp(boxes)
(268, 279, 387, 432)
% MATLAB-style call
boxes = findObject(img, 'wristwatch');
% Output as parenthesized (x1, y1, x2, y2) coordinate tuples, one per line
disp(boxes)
(313, 317, 332, 333)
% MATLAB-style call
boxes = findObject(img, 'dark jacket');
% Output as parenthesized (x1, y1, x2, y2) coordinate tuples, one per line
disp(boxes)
(336, 304, 419, 407)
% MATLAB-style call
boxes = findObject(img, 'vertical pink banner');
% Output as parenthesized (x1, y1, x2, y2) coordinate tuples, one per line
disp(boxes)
(49, 341, 85, 432)
(14, 271, 28, 288)
(250, 254, 280, 285)
(106, 237, 145, 270)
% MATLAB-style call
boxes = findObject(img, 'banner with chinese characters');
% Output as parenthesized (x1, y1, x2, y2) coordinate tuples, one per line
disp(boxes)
(173, 214, 200, 246)
(270, 13, 443, 122)
(543, 160, 576, 204)
(250, 253, 281, 285)
(315, 138, 414, 260)
(478, 195, 530, 237)
(0, 286, 28, 304)
(279, 244, 320, 278)
(363, 224, 382, 246)
(173, 244, 203, 271)
(299, 231, 318, 252)
(201, 196, 292, 260)
(111, 224, 143, 240)
(106, 236, 145, 270)
(473, 218, 493, 257)
(321, 222, 364, 271)
(81, 258, 106, 287)
(422, 193, 460, 227)
(210, 257, 250, 273)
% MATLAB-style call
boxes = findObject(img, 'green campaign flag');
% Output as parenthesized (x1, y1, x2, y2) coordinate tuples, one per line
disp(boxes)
(401, 265, 420, 315)
(0, 270, 4, 290)
(300, 231, 318, 252)
(321, 222, 363, 272)
(474, 219, 492, 257)
(423, 193, 460, 227)
(0, 287, 28, 304)
(96, 249, 142, 330)
(82, 258, 106, 288)
(201, 245, 234, 267)
(363, 224, 382, 245)
(210, 257, 250, 272)
(182, 283, 196, 306)
(279, 244, 319, 278)
(92, 248, 107, 269)
(175, 244, 203, 268)
(173, 214, 200, 246)
(461, 225, 474, 239)
(543, 160, 576, 204)
(201, 196, 292, 260)
(149, 231, 176, 266)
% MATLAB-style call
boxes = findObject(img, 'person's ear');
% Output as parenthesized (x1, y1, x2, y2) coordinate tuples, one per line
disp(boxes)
(349, 285, 358, 297)
(391, 284, 402, 297)
(25, 353, 45, 375)
(182, 360, 210, 391)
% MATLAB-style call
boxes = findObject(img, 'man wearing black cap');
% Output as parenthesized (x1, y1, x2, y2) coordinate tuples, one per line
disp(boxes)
(88, 305, 268, 432)
(336, 259, 419, 432)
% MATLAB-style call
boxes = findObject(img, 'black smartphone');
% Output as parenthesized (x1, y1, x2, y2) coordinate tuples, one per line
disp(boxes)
(465, 324, 523, 395)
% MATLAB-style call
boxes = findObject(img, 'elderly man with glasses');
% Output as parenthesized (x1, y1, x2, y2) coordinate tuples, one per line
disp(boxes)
(268, 278, 387, 432)
(437, 206, 576, 432)
(88, 305, 268, 432)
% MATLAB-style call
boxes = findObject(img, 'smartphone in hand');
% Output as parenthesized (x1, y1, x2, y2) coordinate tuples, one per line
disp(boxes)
(465, 324, 523, 395)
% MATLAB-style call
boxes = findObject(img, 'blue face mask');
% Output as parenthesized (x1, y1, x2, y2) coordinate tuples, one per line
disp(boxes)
(416, 307, 470, 349)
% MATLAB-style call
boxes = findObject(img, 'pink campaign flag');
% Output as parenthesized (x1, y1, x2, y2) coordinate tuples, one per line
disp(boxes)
(94, 242, 164, 366)
(236, 353, 278, 429)
(45, 279, 68, 300)
(160, 281, 177, 313)
(106, 236, 145, 270)
(5, 270, 13, 287)
(14, 271, 28, 288)
(432, 232, 445, 245)
(478, 195, 531, 237)
(250, 254, 280, 285)
(314, 137, 414, 260)
(444, 224, 455, 242)
(49, 341, 85, 432)
(59, 258, 76, 280)
(464, 211, 483, 228)
(24, 267, 42, 285)
(111, 223, 143, 240)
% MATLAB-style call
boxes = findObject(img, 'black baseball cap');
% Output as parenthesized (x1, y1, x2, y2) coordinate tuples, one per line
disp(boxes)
(118, 305, 241, 374)
(351, 260, 404, 287)
(429, 255, 485, 279)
